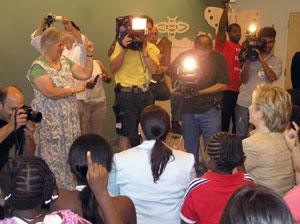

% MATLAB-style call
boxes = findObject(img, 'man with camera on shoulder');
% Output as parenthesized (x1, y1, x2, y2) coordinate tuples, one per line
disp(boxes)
(235, 27, 282, 138)
(110, 15, 160, 151)
(0, 86, 36, 171)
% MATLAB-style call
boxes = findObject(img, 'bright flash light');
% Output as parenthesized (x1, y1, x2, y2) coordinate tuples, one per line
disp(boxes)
(249, 25, 257, 33)
(132, 18, 147, 30)
(183, 57, 197, 71)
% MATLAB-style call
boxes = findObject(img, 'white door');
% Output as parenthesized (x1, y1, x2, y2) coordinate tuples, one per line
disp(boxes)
(285, 12, 300, 89)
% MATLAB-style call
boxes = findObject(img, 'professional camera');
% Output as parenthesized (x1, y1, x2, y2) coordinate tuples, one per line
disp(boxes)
(115, 15, 148, 51)
(239, 26, 267, 62)
(20, 105, 42, 123)
(44, 14, 63, 27)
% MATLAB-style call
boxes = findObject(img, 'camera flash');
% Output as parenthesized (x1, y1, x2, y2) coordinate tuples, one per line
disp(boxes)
(183, 57, 197, 71)
(249, 25, 257, 33)
(132, 18, 147, 30)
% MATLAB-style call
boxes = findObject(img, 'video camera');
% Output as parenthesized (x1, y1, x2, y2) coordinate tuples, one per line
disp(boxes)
(115, 15, 148, 51)
(19, 105, 42, 123)
(44, 14, 63, 27)
(239, 26, 267, 62)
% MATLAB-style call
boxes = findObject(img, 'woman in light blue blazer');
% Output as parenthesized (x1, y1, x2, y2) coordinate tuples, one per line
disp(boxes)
(109, 105, 196, 224)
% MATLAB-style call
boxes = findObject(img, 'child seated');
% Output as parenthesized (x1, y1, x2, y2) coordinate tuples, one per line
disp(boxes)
(180, 132, 254, 224)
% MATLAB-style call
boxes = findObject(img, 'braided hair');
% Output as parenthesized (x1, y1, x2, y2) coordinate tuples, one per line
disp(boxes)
(0, 156, 58, 218)
(69, 134, 113, 224)
(140, 105, 174, 183)
(207, 132, 245, 173)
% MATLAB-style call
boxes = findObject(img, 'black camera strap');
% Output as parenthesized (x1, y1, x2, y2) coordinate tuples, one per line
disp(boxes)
(14, 111, 24, 157)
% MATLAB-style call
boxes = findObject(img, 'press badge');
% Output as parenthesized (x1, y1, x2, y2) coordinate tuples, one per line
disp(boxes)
(142, 83, 149, 92)
(258, 69, 265, 79)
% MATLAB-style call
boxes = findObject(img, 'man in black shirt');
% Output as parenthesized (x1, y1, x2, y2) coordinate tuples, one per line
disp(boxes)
(0, 86, 36, 171)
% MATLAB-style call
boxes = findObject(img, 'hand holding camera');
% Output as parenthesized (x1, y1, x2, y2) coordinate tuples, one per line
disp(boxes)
(43, 13, 63, 28)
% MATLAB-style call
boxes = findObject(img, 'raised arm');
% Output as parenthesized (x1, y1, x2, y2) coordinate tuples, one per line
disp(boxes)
(217, 2, 230, 44)
(71, 38, 94, 80)
(62, 17, 83, 44)
(86, 151, 124, 224)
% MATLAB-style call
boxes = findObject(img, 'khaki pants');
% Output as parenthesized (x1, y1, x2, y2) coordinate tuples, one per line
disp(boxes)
(77, 100, 106, 135)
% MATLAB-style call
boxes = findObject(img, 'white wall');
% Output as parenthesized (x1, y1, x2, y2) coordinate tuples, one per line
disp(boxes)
(238, 0, 300, 87)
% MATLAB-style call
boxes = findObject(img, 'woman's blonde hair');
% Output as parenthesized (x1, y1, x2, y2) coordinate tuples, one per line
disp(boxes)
(40, 27, 64, 53)
(252, 83, 291, 132)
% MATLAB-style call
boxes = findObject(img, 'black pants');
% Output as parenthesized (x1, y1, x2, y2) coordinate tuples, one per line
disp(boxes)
(221, 90, 239, 133)
(150, 80, 182, 121)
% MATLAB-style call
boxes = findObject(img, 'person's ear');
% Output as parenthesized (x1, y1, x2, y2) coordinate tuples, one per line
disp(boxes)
(138, 122, 143, 136)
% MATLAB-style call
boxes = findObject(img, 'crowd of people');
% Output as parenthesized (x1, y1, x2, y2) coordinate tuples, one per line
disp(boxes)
(0, 2, 300, 223)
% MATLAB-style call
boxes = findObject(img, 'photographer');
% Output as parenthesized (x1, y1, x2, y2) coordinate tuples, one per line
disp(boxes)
(0, 86, 36, 171)
(110, 15, 159, 151)
(167, 35, 229, 176)
(235, 27, 282, 138)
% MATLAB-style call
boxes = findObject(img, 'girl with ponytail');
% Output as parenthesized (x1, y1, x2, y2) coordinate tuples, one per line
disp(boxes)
(109, 105, 196, 224)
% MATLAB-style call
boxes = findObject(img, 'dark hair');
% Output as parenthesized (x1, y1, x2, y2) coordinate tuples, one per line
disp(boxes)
(220, 185, 293, 224)
(69, 134, 113, 224)
(0, 156, 58, 217)
(140, 105, 174, 183)
(287, 89, 300, 107)
(227, 23, 240, 33)
(258, 27, 276, 39)
(194, 34, 213, 49)
(207, 132, 245, 173)
(0, 86, 22, 104)
(71, 21, 80, 31)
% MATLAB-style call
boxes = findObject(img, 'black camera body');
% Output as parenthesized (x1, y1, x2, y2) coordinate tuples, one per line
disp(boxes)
(240, 35, 267, 62)
(20, 105, 42, 123)
(115, 15, 146, 51)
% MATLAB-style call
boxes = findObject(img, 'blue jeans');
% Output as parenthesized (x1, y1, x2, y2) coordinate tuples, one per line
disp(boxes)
(234, 104, 250, 139)
(182, 106, 221, 176)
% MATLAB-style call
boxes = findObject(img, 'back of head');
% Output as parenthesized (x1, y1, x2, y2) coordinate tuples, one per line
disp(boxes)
(69, 134, 113, 183)
(140, 105, 173, 183)
(220, 185, 293, 224)
(258, 27, 276, 39)
(69, 134, 112, 224)
(0, 156, 57, 217)
(253, 83, 292, 132)
(194, 34, 213, 49)
(207, 132, 245, 173)
(40, 27, 64, 53)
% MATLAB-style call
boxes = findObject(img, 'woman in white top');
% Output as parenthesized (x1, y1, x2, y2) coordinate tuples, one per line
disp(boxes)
(109, 105, 196, 224)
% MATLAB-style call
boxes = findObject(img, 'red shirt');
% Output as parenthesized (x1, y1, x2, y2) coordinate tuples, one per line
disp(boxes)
(215, 35, 242, 92)
(180, 172, 254, 224)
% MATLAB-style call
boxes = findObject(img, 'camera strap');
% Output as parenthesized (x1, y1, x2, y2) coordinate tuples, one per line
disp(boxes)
(14, 110, 24, 157)
(138, 51, 149, 92)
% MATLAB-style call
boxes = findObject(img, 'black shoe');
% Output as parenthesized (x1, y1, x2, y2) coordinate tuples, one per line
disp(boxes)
(171, 121, 183, 135)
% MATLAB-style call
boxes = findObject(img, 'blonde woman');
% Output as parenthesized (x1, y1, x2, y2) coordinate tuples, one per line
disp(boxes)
(241, 83, 295, 197)
(27, 27, 93, 189)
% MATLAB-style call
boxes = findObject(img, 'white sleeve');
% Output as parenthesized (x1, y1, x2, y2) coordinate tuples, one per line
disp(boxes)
(107, 155, 121, 196)
(30, 30, 43, 54)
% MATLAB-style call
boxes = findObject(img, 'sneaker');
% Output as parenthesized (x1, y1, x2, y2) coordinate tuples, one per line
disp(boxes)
(171, 121, 183, 135)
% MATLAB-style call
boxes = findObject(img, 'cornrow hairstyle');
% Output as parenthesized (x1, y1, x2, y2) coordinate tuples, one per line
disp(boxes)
(0, 156, 58, 218)
(207, 132, 245, 173)
(140, 105, 174, 183)
(69, 134, 113, 224)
